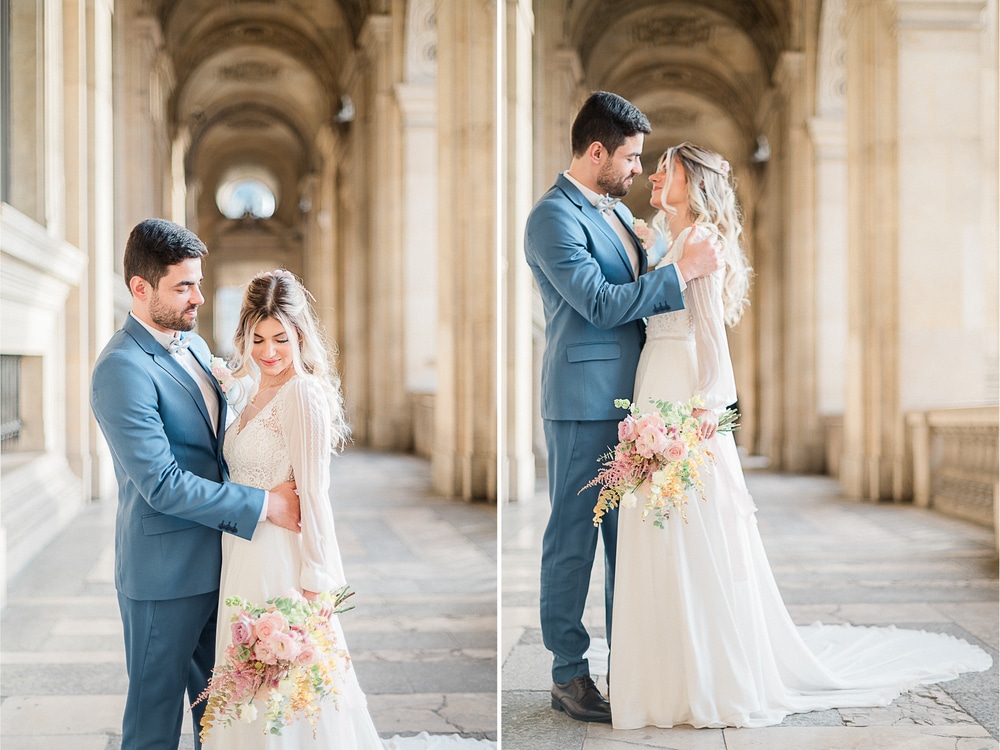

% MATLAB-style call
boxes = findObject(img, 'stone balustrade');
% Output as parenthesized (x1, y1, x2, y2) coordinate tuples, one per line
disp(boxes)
(907, 407, 999, 542)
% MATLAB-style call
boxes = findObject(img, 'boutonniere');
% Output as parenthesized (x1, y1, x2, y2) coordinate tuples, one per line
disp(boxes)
(632, 218, 658, 252)
(210, 356, 238, 402)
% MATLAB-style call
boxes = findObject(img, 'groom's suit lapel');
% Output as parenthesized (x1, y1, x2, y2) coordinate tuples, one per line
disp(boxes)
(557, 174, 641, 281)
(122, 316, 217, 438)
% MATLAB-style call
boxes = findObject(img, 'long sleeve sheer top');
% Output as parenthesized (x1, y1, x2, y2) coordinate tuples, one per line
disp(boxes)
(651, 226, 738, 411)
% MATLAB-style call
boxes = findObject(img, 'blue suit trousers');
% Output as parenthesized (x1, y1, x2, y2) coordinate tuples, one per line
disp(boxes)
(117, 590, 218, 750)
(540, 418, 620, 683)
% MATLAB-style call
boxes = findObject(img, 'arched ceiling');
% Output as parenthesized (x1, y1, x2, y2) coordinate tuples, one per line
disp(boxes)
(150, 0, 381, 49)
(566, 0, 787, 76)
(556, 0, 790, 212)
(144, 0, 377, 225)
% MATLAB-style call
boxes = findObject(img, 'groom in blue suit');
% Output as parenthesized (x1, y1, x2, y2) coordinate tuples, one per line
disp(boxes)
(524, 92, 721, 722)
(91, 219, 301, 749)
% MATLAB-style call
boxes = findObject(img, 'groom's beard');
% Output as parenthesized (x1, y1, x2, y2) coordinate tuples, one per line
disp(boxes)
(149, 294, 198, 332)
(596, 163, 634, 198)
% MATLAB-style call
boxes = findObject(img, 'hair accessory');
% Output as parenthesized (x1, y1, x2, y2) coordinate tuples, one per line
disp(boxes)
(719, 160, 730, 174)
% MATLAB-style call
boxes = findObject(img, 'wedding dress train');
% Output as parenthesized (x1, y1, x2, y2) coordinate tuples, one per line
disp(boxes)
(608, 229, 991, 730)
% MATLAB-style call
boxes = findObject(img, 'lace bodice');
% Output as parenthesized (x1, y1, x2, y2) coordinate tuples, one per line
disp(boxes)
(225, 386, 295, 490)
(223, 376, 344, 592)
(645, 226, 737, 410)
(646, 301, 695, 342)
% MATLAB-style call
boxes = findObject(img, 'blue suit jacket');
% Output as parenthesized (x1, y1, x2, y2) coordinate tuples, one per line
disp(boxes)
(524, 174, 685, 421)
(91, 315, 264, 600)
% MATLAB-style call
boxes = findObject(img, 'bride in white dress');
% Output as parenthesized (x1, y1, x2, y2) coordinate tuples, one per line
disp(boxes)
(203, 269, 383, 749)
(609, 143, 991, 730)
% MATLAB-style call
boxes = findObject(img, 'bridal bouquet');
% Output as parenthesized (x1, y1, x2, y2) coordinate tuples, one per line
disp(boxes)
(192, 586, 355, 739)
(581, 396, 739, 528)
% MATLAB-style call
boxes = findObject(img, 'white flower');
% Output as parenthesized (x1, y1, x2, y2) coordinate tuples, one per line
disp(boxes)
(235, 701, 257, 723)
(621, 490, 638, 509)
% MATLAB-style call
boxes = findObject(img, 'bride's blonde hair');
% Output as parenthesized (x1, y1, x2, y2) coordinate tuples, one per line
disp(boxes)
(652, 142, 752, 326)
(231, 269, 350, 450)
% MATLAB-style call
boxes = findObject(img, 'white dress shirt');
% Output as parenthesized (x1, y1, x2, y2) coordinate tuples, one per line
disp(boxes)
(131, 314, 220, 434)
(563, 170, 686, 289)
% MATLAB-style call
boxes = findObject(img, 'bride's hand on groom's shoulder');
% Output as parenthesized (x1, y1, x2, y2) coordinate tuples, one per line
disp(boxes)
(676, 225, 723, 283)
(267, 480, 302, 532)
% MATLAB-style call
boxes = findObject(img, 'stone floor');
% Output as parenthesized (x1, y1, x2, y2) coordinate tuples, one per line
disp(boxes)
(1, 449, 497, 749)
(502, 471, 1000, 750)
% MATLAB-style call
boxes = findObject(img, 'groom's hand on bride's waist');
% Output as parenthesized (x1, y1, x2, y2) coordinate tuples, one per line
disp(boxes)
(266, 480, 302, 532)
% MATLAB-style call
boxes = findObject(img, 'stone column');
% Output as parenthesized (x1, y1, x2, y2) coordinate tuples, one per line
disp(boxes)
(113, 6, 173, 239)
(395, 83, 439, 455)
(334, 53, 369, 444)
(501, 0, 536, 502)
(435, 2, 498, 500)
(842, 0, 901, 499)
(359, 15, 411, 452)
(749, 101, 784, 464)
(775, 47, 825, 473)
(63, 0, 90, 492)
(43, 0, 65, 235)
(305, 124, 341, 351)
(394, 87, 438, 397)
(894, 1, 997, 407)
(7, 0, 43, 221)
(529, 28, 584, 466)
(809, 115, 848, 471)
(86, 0, 117, 500)
(809, 0, 850, 476)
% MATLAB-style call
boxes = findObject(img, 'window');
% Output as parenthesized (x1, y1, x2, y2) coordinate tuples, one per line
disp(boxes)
(216, 178, 277, 220)
(1, 354, 23, 447)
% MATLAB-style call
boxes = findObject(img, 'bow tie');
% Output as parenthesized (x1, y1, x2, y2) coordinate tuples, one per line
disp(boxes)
(167, 336, 190, 356)
(596, 195, 621, 214)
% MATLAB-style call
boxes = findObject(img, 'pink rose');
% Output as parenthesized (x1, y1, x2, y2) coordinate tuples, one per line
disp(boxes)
(253, 638, 279, 665)
(294, 641, 320, 666)
(633, 414, 668, 458)
(267, 631, 302, 663)
(634, 412, 665, 437)
(618, 416, 639, 443)
(636, 430, 670, 459)
(231, 614, 256, 647)
(254, 611, 288, 641)
(665, 440, 688, 462)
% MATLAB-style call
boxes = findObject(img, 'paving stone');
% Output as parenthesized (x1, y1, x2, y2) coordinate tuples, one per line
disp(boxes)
(502, 470, 999, 748)
(1, 449, 497, 746)
(0, 663, 127, 695)
(501, 690, 589, 750)
(585, 724, 727, 749)
(840, 686, 980, 726)
(721, 725, 997, 749)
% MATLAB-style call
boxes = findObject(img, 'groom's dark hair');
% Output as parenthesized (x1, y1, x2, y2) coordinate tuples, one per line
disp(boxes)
(123, 218, 208, 292)
(571, 91, 651, 157)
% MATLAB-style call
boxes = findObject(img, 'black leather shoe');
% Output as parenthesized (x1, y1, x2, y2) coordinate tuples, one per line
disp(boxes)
(550, 675, 612, 723)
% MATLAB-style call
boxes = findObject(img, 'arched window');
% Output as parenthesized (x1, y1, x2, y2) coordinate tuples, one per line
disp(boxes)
(215, 166, 280, 219)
